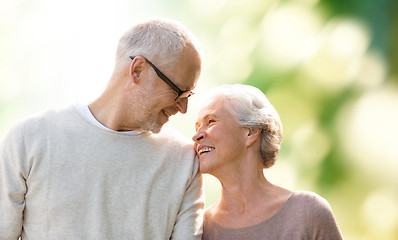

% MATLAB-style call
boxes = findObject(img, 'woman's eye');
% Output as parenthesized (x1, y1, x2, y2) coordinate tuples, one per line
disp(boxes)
(208, 119, 215, 124)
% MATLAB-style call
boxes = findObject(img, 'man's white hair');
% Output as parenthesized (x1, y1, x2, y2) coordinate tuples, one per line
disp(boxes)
(115, 17, 202, 70)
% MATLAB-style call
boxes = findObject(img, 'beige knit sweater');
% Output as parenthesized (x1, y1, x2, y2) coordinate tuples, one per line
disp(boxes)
(0, 106, 204, 240)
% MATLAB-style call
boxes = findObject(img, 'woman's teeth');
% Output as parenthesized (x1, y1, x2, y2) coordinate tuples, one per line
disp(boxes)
(199, 147, 215, 155)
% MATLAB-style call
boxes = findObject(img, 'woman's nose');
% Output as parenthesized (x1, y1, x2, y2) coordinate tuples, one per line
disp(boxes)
(192, 130, 205, 142)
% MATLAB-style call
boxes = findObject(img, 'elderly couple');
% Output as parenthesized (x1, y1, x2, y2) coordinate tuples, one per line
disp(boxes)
(0, 18, 343, 239)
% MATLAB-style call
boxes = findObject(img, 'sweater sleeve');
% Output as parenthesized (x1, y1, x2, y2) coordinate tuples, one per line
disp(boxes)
(170, 155, 205, 240)
(0, 122, 28, 239)
(307, 193, 344, 240)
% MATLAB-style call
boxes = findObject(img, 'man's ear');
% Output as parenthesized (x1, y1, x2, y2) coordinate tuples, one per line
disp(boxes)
(130, 56, 145, 83)
(246, 127, 262, 147)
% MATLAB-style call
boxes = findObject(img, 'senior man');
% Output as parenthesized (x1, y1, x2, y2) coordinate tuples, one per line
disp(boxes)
(0, 18, 204, 239)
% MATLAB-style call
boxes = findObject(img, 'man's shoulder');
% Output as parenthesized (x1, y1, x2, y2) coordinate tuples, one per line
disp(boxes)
(1, 105, 76, 144)
(20, 105, 75, 123)
(155, 124, 193, 146)
(11, 105, 76, 133)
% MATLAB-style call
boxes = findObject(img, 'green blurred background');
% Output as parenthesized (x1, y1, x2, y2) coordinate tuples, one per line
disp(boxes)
(1, 0, 397, 239)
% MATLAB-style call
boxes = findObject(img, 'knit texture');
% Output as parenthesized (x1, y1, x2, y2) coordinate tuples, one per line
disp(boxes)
(202, 191, 343, 240)
(0, 106, 204, 240)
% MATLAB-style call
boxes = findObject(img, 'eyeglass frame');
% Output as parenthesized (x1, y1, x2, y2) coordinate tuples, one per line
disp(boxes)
(129, 56, 194, 101)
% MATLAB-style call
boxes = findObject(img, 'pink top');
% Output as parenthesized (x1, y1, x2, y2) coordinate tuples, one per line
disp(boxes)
(202, 191, 343, 240)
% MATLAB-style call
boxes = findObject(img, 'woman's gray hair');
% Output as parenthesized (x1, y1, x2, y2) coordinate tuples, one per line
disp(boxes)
(199, 84, 283, 168)
(115, 17, 202, 70)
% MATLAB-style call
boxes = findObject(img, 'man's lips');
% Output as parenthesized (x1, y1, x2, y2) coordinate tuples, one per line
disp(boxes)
(162, 110, 172, 118)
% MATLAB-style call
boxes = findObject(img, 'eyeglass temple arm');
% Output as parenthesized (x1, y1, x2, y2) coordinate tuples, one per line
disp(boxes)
(130, 56, 183, 95)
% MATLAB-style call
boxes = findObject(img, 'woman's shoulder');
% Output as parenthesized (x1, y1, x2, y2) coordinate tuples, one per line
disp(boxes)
(289, 191, 343, 238)
(291, 190, 330, 206)
(293, 189, 325, 198)
(290, 190, 338, 224)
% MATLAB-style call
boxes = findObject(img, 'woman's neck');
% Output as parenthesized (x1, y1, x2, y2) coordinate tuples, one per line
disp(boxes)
(210, 167, 292, 228)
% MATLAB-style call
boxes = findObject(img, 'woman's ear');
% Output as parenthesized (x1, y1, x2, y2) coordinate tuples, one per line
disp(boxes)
(130, 56, 145, 83)
(246, 127, 261, 147)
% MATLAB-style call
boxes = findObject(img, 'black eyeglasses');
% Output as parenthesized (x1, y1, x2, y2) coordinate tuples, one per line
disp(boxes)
(130, 56, 194, 102)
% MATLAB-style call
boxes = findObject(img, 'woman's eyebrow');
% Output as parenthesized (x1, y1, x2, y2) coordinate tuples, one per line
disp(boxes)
(194, 113, 212, 129)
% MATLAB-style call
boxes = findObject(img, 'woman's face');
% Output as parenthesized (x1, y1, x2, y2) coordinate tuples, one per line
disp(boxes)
(192, 97, 249, 174)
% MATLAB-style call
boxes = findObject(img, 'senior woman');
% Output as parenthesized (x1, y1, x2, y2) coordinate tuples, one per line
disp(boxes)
(192, 84, 343, 240)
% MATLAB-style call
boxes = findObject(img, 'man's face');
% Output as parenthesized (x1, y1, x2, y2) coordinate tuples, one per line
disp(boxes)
(136, 44, 202, 133)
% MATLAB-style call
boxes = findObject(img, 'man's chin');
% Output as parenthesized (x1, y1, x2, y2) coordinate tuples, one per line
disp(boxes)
(143, 122, 163, 134)
(149, 126, 162, 134)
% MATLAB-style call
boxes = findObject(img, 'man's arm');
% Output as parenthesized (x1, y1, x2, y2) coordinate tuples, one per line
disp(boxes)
(170, 156, 205, 240)
(0, 123, 27, 239)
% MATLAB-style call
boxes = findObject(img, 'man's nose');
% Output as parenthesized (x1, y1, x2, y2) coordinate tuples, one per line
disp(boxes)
(176, 98, 188, 114)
